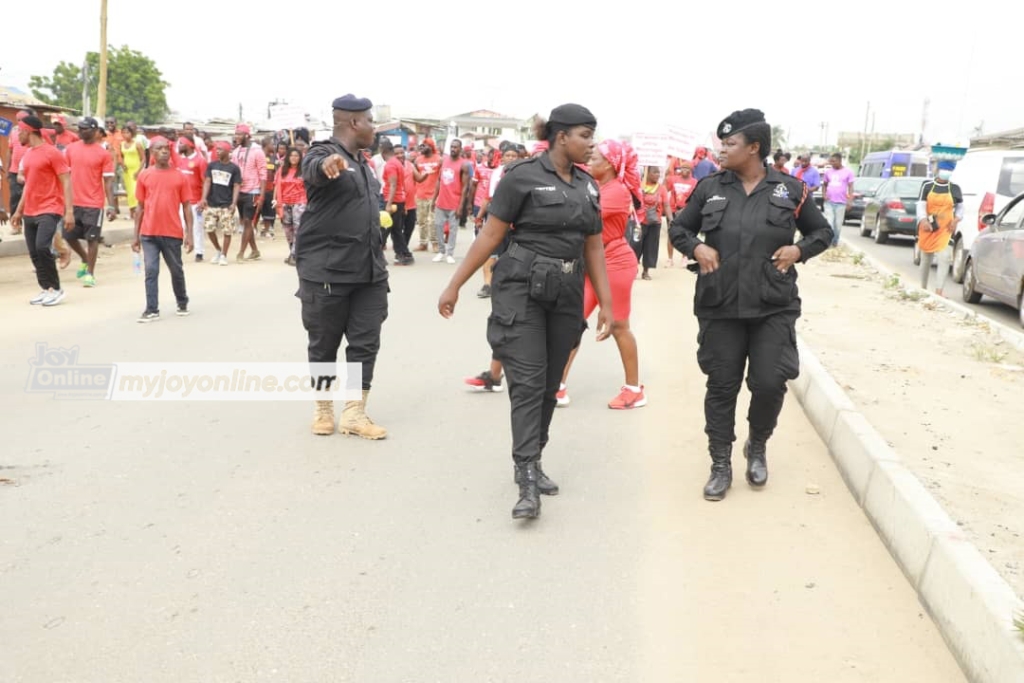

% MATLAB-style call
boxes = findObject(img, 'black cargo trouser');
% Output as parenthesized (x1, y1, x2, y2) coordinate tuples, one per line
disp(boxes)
(8, 172, 23, 215)
(487, 244, 585, 464)
(696, 311, 800, 446)
(298, 278, 389, 391)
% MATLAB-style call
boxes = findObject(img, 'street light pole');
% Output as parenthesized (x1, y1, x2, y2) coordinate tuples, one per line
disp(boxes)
(96, 0, 109, 118)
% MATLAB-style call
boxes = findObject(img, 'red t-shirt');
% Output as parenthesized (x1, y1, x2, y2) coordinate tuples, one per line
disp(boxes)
(65, 141, 115, 209)
(276, 167, 307, 205)
(136, 167, 188, 238)
(641, 183, 670, 222)
(600, 178, 637, 269)
(403, 161, 417, 207)
(473, 165, 493, 207)
(53, 130, 80, 150)
(20, 144, 69, 216)
(436, 156, 467, 211)
(665, 174, 698, 211)
(414, 154, 442, 200)
(175, 153, 207, 203)
(382, 156, 406, 203)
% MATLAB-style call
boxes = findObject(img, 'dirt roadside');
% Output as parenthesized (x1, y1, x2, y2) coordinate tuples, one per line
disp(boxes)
(796, 246, 1024, 602)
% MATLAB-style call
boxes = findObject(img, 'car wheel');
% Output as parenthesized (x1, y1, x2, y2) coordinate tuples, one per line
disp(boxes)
(952, 239, 966, 284)
(873, 216, 889, 245)
(913, 241, 921, 266)
(962, 258, 982, 304)
(859, 215, 871, 237)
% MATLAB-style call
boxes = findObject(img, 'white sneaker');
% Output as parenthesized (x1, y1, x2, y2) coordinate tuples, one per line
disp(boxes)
(30, 290, 48, 305)
(211, 252, 222, 265)
(41, 289, 65, 306)
(432, 253, 445, 263)
(446, 255, 455, 264)
(218, 254, 228, 266)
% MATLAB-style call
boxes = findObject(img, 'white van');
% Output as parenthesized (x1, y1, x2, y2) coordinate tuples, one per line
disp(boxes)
(948, 147, 1024, 282)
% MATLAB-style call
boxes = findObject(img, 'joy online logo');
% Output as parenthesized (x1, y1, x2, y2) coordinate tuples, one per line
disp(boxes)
(25, 343, 116, 399)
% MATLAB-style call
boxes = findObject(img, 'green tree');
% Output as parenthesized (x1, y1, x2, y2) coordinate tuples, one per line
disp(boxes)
(771, 125, 787, 151)
(29, 45, 170, 125)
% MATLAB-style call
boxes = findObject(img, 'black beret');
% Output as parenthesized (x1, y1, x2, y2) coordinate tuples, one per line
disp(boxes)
(716, 108, 767, 140)
(549, 103, 597, 128)
(332, 94, 373, 111)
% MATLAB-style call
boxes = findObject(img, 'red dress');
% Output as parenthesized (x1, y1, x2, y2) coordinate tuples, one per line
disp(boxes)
(583, 178, 636, 321)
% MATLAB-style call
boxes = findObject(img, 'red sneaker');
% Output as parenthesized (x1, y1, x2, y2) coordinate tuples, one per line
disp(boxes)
(464, 371, 503, 392)
(555, 386, 570, 406)
(608, 386, 647, 410)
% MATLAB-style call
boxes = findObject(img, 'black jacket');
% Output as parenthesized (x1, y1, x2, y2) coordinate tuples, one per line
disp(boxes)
(669, 167, 833, 319)
(294, 139, 387, 285)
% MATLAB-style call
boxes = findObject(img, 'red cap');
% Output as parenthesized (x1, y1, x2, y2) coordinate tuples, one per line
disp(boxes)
(177, 136, 194, 149)
(235, 124, 251, 134)
(149, 136, 171, 147)
(52, 114, 67, 126)
(15, 110, 29, 121)
(215, 140, 232, 152)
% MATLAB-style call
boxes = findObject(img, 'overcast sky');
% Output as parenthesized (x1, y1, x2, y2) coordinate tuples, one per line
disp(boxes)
(2, 0, 1017, 148)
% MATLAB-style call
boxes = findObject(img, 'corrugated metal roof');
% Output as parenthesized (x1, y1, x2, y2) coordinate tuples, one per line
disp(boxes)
(0, 85, 77, 113)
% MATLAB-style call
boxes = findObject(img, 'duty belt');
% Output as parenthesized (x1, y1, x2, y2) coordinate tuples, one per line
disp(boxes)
(507, 241, 580, 274)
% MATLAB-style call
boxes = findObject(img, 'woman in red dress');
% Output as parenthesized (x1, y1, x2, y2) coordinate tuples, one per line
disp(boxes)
(558, 139, 647, 409)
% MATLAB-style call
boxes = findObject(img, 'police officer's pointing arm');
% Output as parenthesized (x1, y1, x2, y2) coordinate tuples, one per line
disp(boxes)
(302, 142, 347, 186)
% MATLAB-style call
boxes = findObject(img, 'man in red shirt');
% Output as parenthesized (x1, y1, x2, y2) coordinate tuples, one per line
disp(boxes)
(380, 139, 414, 265)
(176, 136, 208, 262)
(431, 138, 472, 264)
(49, 115, 81, 151)
(11, 116, 75, 306)
(133, 137, 194, 322)
(412, 139, 442, 251)
(63, 117, 116, 286)
(6, 109, 35, 235)
(663, 161, 697, 267)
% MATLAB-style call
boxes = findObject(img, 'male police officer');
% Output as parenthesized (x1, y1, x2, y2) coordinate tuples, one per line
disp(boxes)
(296, 94, 389, 439)
(669, 109, 833, 501)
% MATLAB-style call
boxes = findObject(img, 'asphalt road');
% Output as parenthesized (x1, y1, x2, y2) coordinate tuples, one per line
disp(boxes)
(839, 222, 1021, 329)
(0, 235, 964, 682)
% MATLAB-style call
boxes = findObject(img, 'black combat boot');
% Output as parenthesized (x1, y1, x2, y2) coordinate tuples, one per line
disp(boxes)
(512, 463, 541, 519)
(744, 439, 768, 487)
(703, 443, 733, 501)
(514, 460, 559, 495)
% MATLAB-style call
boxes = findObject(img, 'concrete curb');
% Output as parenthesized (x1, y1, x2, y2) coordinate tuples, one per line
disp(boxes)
(0, 226, 136, 260)
(792, 337, 1024, 683)
(839, 237, 1024, 354)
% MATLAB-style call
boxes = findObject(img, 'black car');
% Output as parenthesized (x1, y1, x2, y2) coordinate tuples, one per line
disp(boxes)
(846, 177, 886, 223)
(858, 177, 928, 244)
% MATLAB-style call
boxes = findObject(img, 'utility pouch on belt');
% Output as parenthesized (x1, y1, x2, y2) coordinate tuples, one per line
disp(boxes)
(528, 261, 561, 303)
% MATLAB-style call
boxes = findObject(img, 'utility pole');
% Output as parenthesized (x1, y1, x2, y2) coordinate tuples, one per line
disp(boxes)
(81, 58, 91, 117)
(96, 0, 109, 118)
(920, 97, 930, 147)
(860, 101, 870, 162)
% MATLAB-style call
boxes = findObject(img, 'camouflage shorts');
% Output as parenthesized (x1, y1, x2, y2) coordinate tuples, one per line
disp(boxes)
(205, 206, 237, 236)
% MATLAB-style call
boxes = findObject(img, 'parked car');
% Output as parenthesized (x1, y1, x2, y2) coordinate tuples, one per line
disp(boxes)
(948, 148, 1024, 283)
(858, 150, 931, 178)
(847, 177, 886, 223)
(962, 191, 1024, 327)
(858, 177, 928, 244)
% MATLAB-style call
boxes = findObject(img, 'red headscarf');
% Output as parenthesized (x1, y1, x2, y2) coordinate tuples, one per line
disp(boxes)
(598, 139, 641, 204)
(422, 138, 437, 154)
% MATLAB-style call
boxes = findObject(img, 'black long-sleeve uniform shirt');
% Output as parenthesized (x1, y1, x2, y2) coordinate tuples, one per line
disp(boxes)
(669, 167, 833, 319)
(295, 138, 387, 285)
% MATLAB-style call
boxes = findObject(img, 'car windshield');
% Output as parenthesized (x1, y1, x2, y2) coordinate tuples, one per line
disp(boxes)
(854, 178, 885, 194)
(893, 179, 925, 196)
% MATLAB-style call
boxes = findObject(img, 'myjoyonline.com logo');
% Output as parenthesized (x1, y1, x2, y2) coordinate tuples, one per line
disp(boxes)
(25, 343, 362, 401)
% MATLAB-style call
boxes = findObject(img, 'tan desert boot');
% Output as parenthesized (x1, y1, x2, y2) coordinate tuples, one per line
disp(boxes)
(338, 390, 387, 440)
(311, 400, 335, 436)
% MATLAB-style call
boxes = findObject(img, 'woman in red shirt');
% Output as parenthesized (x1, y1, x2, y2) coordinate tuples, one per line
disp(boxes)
(637, 166, 672, 280)
(273, 148, 307, 266)
(559, 139, 647, 409)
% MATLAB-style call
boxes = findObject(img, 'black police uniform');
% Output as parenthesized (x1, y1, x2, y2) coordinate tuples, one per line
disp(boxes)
(486, 152, 602, 468)
(295, 120, 389, 391)
(669, 155, 832, 490)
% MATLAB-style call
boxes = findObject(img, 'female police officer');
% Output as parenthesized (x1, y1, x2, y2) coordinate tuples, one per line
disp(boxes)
(439, 104, 614, 520)
(668, 109, 833, 502)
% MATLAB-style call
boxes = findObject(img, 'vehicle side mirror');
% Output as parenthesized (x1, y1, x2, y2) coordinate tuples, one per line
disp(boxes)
(981, 213, 997, 226)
